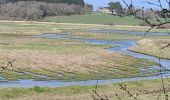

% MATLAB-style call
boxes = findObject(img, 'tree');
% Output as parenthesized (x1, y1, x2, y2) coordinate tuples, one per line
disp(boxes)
(0, 1, 93, 20)
(127, 4, 135, 16)
(108, 2, 123, 15)
(0, 0, 85, 6)
(86, 3, 93, 11)
(121, 0, 170, 30)
(120, 1, 170, 100)
(82, 3, 93, 14)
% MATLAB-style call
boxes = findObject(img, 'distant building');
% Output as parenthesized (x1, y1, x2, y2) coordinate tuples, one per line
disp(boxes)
(97, 7, 112, 14)
(111, 10, 118, 15)
(97, 7, 117, 15)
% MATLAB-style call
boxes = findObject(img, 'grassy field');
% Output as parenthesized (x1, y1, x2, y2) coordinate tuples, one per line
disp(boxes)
(129, 39, 170, 59)
(1, 78, 170, 100)
(0, 21, 100, 35)
(44, 13, 143, 25)
(1, 20, 170, 34)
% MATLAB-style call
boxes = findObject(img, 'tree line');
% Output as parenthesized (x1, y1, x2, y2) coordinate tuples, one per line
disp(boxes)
(108, 1, 170, 19)
(0, 0, 85, 5)
(0, 0, 93, 20)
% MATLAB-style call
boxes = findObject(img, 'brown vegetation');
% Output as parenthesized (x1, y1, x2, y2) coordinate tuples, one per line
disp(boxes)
(157, 24, 170, 29)
(139, 22, 150, 27)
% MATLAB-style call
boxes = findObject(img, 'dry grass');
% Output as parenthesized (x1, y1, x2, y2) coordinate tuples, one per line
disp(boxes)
(0, 35, 157, 80)
(0, 21, 104, 36)
(129, 39, 170, 59)
(0, 21, 159, 80)
(157, 24, 170, 29)
(68, 31, 142, 40)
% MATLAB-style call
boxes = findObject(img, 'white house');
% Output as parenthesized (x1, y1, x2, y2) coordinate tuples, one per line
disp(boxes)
(97, 7, 117, 15)
(97, 7, 112, 14)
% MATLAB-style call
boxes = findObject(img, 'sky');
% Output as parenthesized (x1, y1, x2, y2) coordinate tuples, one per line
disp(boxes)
(84, 0, 168, 10)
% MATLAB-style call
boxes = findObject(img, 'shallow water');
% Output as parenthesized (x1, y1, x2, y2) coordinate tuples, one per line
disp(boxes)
(0, 32, 170, 87)
(82, 39, 170, 69)
(0, 74, 169, 88)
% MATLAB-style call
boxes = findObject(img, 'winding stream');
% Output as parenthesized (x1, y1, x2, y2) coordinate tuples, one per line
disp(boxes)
(0, 30, 170, 87)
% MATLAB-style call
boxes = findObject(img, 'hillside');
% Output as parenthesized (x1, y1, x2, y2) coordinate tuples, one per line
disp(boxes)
(45, 12, 143, 25)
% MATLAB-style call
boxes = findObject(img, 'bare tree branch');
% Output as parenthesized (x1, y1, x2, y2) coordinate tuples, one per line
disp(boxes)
(121, 0, 170, 30)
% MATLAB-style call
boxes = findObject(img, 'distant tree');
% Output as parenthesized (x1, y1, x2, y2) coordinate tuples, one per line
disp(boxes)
(160, 9, 170, 18)
(0, 1, 92, 20)
(82, 4, 93, 14)
(127, 4, 135, 16)
(86, 3, 93, 11)
(121, 0, 170, 29)
(0, 0, 85, 6)
(108, 2, 123, 15)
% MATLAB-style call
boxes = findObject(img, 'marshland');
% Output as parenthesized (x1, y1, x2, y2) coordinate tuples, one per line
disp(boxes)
(0, 0, 170, 100)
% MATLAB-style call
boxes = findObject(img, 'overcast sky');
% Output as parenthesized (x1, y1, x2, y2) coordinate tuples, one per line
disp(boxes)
(84, 0, 168, 10)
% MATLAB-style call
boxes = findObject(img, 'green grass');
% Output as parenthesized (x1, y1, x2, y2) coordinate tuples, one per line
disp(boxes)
(1, 79, 170, 100)
(147, 18, 170, 24)
(44, 13, 143, 25)
(1, 70, 42, 81)
(0, 21, 105, 36)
